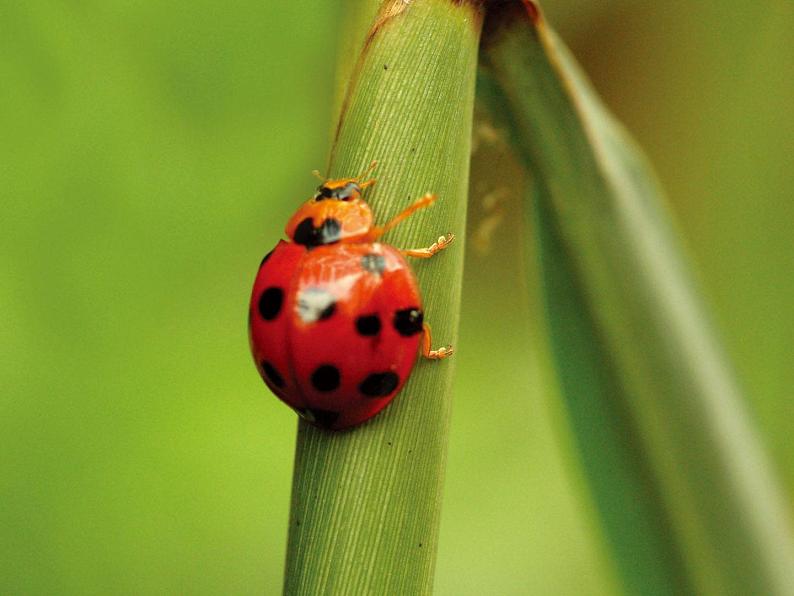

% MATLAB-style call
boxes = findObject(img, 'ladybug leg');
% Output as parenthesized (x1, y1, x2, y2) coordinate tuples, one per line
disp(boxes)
(356, 159, 379, 189)
(402, 233, 455, 259)
(368, 193, 438, 240)
(421, 322, 454, 360)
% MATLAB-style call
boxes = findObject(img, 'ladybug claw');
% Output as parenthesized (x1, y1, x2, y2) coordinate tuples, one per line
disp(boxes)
(402, 231, 456, 259)
(427, 345, 454, 360)
(416, 193, 438, 209)
(436, 233, 455, 250)
(421, 322, 453, 360)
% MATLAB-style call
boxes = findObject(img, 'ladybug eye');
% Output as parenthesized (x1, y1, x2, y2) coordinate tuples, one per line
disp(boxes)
(315, 186, 334, 201)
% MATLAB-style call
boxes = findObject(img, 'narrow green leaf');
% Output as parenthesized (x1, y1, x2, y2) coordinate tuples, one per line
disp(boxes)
(284, 1, 481, 594)
(479, 3, 794, 595)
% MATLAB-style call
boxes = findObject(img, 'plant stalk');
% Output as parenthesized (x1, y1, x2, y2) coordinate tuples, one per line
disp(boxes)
(284, 1, 482, 593)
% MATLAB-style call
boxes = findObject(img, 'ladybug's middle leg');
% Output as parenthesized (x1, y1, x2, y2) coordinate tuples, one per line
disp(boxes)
(421, 322, 453, 360)
(402, 233, 455, 259)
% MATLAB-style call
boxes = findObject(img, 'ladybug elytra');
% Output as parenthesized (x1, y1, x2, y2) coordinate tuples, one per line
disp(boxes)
(248, 162, 454, 430)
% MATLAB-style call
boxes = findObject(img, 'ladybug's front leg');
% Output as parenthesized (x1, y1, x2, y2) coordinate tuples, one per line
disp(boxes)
(421, 323, 453, 360)
(367, 193, 439, 240)
(401, 233, 455, 259)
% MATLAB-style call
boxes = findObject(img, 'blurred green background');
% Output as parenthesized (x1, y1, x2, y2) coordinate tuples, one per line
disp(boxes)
(2, 2, 792, 594)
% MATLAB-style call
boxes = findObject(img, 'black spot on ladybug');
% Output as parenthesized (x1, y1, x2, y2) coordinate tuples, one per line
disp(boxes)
(297, 287, 336, 323)
(311, 365, 341, 392)
(293, 218, 317, 244)
(302, 407, 340, 429)
(359, 372, 399, 397)
(259, 249, 274, 269)
(355, 314, 381, 336)
(393, 307, 423, 336)
(261, 361, 285, 388)
(258, 287, 284, 320)
(361, 253, 386, 275)
(293, 217, 342, 247)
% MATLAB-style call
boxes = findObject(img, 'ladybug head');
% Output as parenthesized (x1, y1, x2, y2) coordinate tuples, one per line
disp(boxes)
(313, 178, 366, 202)
(285, 162, 377, 247)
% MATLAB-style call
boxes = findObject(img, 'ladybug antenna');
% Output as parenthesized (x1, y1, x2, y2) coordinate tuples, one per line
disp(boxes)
(357, 160, 378, 190)
(311, 169, 325, 182)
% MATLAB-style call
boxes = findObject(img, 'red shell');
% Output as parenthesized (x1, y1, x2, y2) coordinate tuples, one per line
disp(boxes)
(249, 240, 423, 430)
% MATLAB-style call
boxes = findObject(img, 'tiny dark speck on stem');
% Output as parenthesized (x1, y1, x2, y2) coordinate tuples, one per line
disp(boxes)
(384, 63, 388, 70)
(419, 543, 423, 548)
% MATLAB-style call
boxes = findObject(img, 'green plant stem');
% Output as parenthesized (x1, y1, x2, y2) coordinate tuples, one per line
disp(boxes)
(479, 3, 794, 595)
(284, 1, 482, 594)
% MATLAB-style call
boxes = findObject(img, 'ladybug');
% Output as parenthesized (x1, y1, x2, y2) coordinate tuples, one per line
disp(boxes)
(248, 162, 454, 430)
